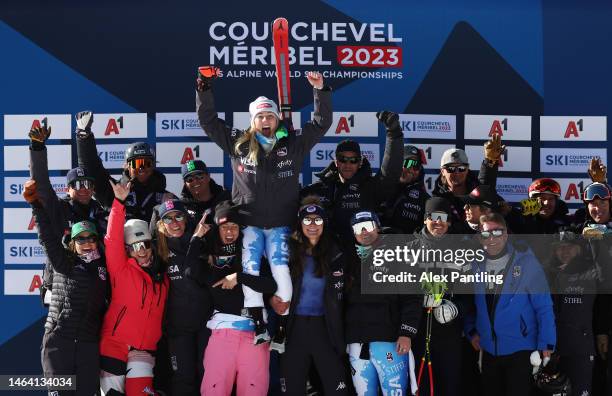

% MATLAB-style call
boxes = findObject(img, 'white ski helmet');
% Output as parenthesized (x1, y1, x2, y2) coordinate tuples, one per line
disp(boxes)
(124, 219, 151, 245)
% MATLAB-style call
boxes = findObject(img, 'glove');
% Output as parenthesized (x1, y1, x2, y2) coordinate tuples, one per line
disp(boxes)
(23, 180, 39, 204)
(520, 198, 541, 216)
(433, 299, 458, 324)
(588, 157, 607, 183)
(76, 111, 94, 135)
(196, 66, 220, 92)
(376, 110, 400, 131)
(484, 134, 506, 164)
(423, 294, 442, 308)
(28, 125, 51, 149)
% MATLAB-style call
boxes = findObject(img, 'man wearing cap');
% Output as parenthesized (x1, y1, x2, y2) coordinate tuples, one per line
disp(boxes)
(197, 69, 331, 346)
(302, 111, 404, 241)
(432, 135, 504, 226)
(461, 185, 499, 234)
(381, 144, 430, 234)
(180, 159, 230, 223)
(28, 124, 108, 306)
(75, 111, 176, 222)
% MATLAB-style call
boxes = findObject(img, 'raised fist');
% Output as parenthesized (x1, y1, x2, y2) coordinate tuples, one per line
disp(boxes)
(376, 110, 400, 131)
(196, 66, 220, 92)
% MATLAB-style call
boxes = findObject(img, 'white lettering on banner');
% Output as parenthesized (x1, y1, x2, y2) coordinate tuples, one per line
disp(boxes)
(4, 145, 71, 171)
(97, 144, 127, 169)
(408, 143, 455, 170)
(495, 178, 532, 203)
(310, 143, 380, 168)
(90, 113, 147, 139)
(4, 239, 46, 265)
(3, 114, 71, 140)
(464, 146, 532, 172)
(464, 115, 532, 141)
(4, 176, 67, 202)
(540, 148, 607, 173)
(399, 114, 456, 140)
(4, 270, 44, 295)
(322, 112, 378, 137)
(540, 116, 606, 141)
(165, 173, 224, 198)
(3, 208, 38, 234)
(232, 112, 301, 131)
(156, 112, 225, 137)
(155, 142, 224, 168)
(558, 178, 594, 203)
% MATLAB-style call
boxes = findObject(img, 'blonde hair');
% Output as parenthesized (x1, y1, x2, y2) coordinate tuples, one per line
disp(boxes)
(234, 125, 261, 166)
(156, 220, 171, 262)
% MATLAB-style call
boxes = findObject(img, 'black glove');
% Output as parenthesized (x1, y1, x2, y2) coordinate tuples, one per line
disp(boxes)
(75, 111, 94, 137)
(376, 110, 400, 131)
(28, 125, 51, 150)
(196, 66, 220, 92)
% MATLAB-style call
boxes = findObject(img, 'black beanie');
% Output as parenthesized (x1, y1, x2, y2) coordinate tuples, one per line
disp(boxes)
(214, 201, 240, 226)
(425, 197, 451, 216)
(335, 140, 361, 155)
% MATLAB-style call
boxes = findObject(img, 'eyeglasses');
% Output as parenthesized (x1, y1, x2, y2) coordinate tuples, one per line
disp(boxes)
(302, 217, 324, 226)
(185, 174, 207, 184)
(352, 221, 376, 235)
(337, 155, 361, 164)
(443, 165, 468, 173)
(71, 179, 94, 190)
(480, 229, 504, 239)
(403, 159, 420, 169)
(584, 183, 611, 202)
(427, 212, 448, 222)
(74, 235, 97, 245)
(162, 214, 185, 224)
(128, 240, 152, 252)
(129, 158, 153, 170)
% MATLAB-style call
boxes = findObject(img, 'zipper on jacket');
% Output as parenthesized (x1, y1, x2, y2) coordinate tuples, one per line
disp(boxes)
(112, 306, 127, 336)
(141, 279, 147, 309)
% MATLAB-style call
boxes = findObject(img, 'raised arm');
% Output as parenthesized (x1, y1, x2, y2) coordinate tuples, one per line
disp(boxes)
(104, 180, 131, 273)
(294, 72, 333, 153)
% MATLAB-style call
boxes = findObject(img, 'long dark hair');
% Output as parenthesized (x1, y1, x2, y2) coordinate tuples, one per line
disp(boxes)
(289, 196, 333, 279)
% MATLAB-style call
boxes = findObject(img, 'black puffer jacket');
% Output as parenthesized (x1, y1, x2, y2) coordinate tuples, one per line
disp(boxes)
(34, 204, 108, 342)
(76, 131, 174, 222)
(302, 125, 403, 241)
(180, 178, 231, 223)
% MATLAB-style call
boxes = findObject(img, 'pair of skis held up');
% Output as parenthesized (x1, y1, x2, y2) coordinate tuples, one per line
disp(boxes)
(199, 17, 293, 130)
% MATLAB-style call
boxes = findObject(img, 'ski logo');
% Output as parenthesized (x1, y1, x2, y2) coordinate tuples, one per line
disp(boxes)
(386, 352, 394, 362)
(276, 147, 287, 157)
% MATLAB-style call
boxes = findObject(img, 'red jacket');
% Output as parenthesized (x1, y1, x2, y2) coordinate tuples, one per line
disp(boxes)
(100, 199, 169, 351)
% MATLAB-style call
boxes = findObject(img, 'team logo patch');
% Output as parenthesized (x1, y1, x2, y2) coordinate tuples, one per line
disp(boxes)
(306, 205, 317, 213)
(332, 270, 343, 276)
(409, 189, 420, 199)
(276, 147, 287, 157)
(386, 352, 394, 362)
(164, 200, 175, 210)
(513, 266, 521, 278)
(350, 184, 358, 191)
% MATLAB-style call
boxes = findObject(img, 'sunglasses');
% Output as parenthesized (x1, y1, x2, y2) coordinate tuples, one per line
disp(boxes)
(129, 158, 153, 170)
(128, 240, 152, 252)
(74, 235, 97, 245)
(302, 217, 324, 226)
(185, 174, 207, 184)
(71, 179, 94, 190)
(352, 221, 376, 235)
(337, 155, 361, 164)
(162, 214, 185, 224)
(480, 229, 504, 239)
(584, 183, 612, 202)
(403, 159, 420, 169)
(427, 212, 448, 222)
(443, 165, 468, 173)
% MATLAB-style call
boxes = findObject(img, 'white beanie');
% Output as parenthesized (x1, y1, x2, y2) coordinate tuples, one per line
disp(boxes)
(249, 96, 280, 121)
(124, 219, 151, 245)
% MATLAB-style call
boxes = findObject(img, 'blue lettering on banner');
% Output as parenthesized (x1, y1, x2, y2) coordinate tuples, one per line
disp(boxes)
(545, 154, 594, 166)
(161, 119, 200, 130)
(316, 150, 335, 161)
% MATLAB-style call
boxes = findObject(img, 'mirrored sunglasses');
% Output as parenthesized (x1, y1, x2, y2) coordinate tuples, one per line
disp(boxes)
(480, 229, 504, 239)
(337, 155, 361, 164)
(403, 159, 420, 169)
(128, 240, 152, 251)
(428, 212, 448, 222)
(302, 217, 324, 226)
(74, 235, 97, 245)
(162, 214, 185, 224)
(71, 179, 94, 190)
(444, 165, 468, 173)
(352, 221, 376, 235)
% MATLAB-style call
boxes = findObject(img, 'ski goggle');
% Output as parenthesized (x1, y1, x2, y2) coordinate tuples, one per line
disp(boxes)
(128, 158, 153, 170)
(70, 179, 94, 190)
(352, 221, 376, 235)
(128, 240, 152, 252)
(529, 178, 561, 197)
(427, 212, 448, 222)
(302, 217, 324, 226)
(403, 159, 420, 169)
(443, 165, 468, 173)
(480, 229, 504, 239)
(74, 235, 97, 245)
(583, 183, 612, 202)
(185, 174, 207, 184)
(337, 155, 361, 164)
(162, 214, 185, 224)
